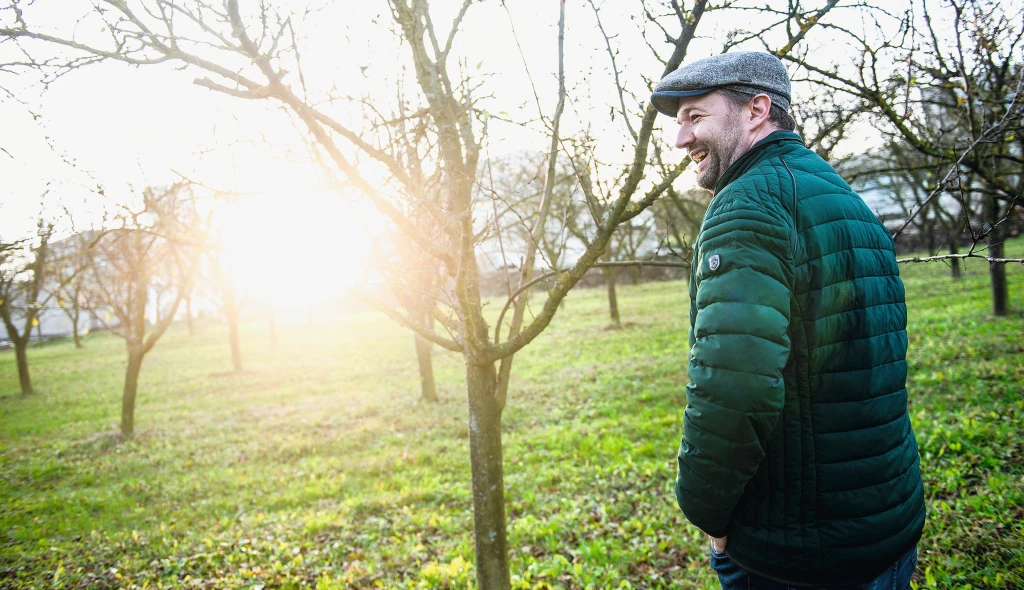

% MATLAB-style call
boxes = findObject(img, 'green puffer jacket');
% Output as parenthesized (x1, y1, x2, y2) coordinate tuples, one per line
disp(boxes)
(678, 131, 925, 586)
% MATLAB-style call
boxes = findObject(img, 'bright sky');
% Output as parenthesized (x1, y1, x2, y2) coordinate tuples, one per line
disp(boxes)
(0, 0, 891, 308)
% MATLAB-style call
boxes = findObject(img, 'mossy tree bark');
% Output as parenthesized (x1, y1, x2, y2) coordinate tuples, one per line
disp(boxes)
(465, 361, 508, 589)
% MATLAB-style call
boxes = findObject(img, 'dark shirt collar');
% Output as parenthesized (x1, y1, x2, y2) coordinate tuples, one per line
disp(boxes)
(715, 131, 804, 194)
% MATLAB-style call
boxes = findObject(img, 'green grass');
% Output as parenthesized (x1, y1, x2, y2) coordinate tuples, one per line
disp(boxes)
(1, 240, 1022, 589)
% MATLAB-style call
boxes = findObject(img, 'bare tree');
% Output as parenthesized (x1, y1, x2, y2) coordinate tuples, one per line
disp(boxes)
(791, 90, 871, 162)
(368, 229, 442, 402)
(357, 76, 451, 403)
(87, 184, 202, 436)
(208, 252, 243, 373)
(47, 231, 99, 348)
(784, 0, 1024, 314)
(561, 155, 634, 328)
(400, 252, 442, 404)
(0, 0, 837, 584)
(0, 219, 75, 394)
(479, 151, 581, 301)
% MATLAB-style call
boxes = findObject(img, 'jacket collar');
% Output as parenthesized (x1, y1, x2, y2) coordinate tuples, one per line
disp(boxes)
(714, 131, 804, 194)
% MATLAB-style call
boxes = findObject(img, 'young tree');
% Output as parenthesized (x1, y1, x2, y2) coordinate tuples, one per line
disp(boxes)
(360, 90, 450, 403)
(559, 146, 667, 327)
(47, 231, 99, 348)
(1, 0, 836, 584)
(87, 184, 201, 436)
(208, 252, 244, 373)
(562, 157, 635, 328)
(0, 220, 72, 394)
(479, 151, 582, 306)
(382, 241, 443, 403)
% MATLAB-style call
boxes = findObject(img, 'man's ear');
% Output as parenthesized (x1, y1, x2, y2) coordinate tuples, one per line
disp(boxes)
(748, 94, 773, 127)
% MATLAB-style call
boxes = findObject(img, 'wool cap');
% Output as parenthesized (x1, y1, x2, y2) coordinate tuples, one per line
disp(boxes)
(650, 51, 791, 117)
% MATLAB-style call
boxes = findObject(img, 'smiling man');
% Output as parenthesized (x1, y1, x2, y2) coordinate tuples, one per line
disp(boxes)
(651, 52, 926, 589)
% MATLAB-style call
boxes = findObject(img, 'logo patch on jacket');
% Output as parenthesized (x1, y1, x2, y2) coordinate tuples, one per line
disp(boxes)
(708, 254, 721, 271)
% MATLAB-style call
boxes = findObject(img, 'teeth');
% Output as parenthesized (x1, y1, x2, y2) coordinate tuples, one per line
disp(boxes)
(691, 150, 708, 163)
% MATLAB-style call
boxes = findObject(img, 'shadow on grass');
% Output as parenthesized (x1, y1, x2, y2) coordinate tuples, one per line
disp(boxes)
(209, 370, 252, 378)
(0, 390, 30, 402)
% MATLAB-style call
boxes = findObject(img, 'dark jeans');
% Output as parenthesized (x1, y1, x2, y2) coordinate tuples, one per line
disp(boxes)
(710, 545, 918, 590)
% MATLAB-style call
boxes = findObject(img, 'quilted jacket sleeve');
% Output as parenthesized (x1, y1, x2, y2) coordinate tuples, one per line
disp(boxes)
(677, 190, 794, 537)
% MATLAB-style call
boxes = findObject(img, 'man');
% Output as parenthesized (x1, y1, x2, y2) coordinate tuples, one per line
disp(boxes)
(650, 52, 925, 589)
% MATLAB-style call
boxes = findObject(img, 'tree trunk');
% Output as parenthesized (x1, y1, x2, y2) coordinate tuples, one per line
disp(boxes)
(228, 308, 242, 372)
(14, 339, 32, 394)
(949, 236, 961, 280)
(986, 196, 1009, 316)
(185, 295, 195, 336)
(924, 208, 936, 255)
(72, 311, 83, 348)
(121, 348, 144, 437)
(36, 322, 43, 348)
(601, 250, 621, 328)
(605, 268, 621, 328)
(989, 240, 1008, 316)
(413, 308, 438, 402)
(414, 334, 438, 403)
(465, 362, 510, 590)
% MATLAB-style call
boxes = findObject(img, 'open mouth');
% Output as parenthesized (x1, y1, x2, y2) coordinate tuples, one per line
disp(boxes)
(690, 149, 708, 164)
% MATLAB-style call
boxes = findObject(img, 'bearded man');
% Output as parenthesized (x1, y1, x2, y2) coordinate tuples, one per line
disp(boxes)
(650, 52, 926, 589)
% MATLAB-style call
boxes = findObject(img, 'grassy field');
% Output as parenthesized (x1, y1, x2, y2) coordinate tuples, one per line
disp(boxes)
(1, 242, 1022, 589)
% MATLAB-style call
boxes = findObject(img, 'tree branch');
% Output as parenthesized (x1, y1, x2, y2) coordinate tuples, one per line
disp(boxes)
(352, 289, 463, 352)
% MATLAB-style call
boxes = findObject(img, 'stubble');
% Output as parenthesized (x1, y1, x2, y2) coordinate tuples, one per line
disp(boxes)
(695, 120, 744, 192)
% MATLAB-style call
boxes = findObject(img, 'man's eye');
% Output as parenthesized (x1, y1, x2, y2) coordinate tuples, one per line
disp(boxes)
(690, 114, 702, 123)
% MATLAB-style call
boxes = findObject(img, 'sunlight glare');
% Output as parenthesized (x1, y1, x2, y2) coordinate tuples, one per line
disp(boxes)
(219, 191, 373, 311)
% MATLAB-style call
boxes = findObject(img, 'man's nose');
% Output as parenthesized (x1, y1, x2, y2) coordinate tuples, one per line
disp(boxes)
(675, 123, 694, 150)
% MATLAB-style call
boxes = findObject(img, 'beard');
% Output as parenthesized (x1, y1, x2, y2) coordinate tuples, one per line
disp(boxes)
(695, 155, 723, 191)
(694, 125, 743, 191)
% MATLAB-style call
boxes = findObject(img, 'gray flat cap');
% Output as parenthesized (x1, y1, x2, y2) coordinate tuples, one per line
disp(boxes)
(651, 51, 791, 117)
